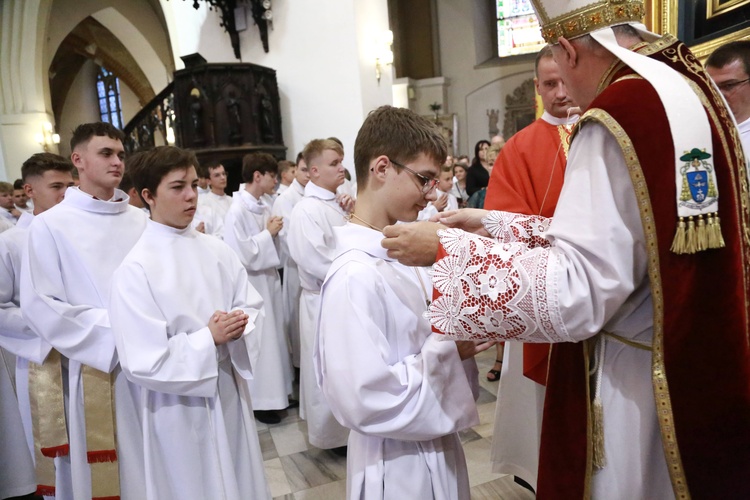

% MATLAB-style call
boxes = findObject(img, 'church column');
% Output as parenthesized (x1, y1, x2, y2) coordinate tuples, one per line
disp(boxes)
(0, 0, 56, 181)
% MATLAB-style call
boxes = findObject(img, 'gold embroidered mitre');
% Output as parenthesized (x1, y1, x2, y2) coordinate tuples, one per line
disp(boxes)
(530, 0, 645, 43)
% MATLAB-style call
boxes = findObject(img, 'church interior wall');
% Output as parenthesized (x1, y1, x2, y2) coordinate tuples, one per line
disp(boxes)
(435, 0, 534, 155)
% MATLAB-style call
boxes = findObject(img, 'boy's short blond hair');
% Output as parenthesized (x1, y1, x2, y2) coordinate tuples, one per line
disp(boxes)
(302, 139, 344, 167)
(353, 106, 447, 191)
(0, 182, 12, 195)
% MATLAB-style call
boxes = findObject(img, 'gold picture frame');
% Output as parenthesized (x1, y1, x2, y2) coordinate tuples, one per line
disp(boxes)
(646, 0, 750, 60)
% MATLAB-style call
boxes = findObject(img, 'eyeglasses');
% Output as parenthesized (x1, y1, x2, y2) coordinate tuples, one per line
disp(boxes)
(388, 158, 439, 194)
(716, 78, 750, 93)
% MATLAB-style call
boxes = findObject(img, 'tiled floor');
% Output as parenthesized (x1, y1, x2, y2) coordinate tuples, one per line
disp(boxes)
(258, 349, 535, 499)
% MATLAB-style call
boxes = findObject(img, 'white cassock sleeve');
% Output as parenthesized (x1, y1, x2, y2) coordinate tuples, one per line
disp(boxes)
(429, 123, 647, 343)
(224, 209, 280, 271)
(318, 262, 479, 442)
(21, 222, 116, 372)
(288, 203, 338, 285)
(110, 263, 220, 397)
(225, 262, 265, 380)
(0, 238, 51, 363)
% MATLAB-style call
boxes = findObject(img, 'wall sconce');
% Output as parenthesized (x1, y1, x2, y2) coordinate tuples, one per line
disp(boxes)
(35, 122, 60, 152)
(375, 30, 394, 85)
(166, 126, 176, 145)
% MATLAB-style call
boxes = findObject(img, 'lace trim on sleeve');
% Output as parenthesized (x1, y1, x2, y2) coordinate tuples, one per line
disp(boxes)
(482, 211, 551, 248)
(428, 228, 571, 343)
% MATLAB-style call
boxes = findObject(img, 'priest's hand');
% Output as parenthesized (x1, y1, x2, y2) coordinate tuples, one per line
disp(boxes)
(267, 216, 283, 237)
(337, 193, 355, 214)
(209, 310, 249, 345)
(381, 221, 444, 266)
(455, 340, 497, 360)
(434, 208, 490, 236)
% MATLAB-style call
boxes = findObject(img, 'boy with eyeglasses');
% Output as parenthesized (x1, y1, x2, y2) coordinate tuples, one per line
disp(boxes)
(315, 106, 490, 499)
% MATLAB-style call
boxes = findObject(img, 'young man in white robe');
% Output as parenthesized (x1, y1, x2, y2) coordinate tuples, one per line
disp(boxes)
(199, 163, 232, 236)
(224, 152, 293, 425)
(109, 146, 270, 500)
(287, 139, 350, 453)
(271, 154, 309, 369)
(417, 167, 459, 221)
(0, 153, 74, 500)
(316, 105, 490, 499)
(20, 122, 148, 500)
(275, 159, 295, 195)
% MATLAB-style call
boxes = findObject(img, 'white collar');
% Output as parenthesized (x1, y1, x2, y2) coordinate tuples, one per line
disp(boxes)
(304, 181, 336, 201)
(146, 218, 194, 236)
(239, 189, 266, 215)
(541, 110, 579, 126)
(63, 186, 131, 214)
(334, 222, 392, 261)
(16, 211, 34, 229)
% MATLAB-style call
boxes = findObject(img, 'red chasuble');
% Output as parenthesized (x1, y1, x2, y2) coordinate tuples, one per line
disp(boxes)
(536, 37, 750, 499)
(485, 117, 571, 385)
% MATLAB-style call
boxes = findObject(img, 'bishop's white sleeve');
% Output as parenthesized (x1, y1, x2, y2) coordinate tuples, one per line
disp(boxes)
(20, 221, 116, 372)
(223, 208, 280, 271)
(317, 262, 479, 442)
(0, 238, 51, 363)
(110, 262, 220, 398)
(429, 122, 648, 343)
(224, 256, 265, 380)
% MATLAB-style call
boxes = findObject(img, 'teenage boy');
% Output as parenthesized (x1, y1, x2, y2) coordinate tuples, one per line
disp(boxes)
(418, 166, 459, 220)
(272, 153, 309, 369)
(288, 139, 350, 452)
(21, 122, 148, 499)
(13, 179, 33, 214)
(276, 160, 296, 195)
(316, 106, 489, 499)
(224, 152, 293, 425)
(201, 163, 232, 223)
(0, 153, 74, 499)
(109, 146, 269, 499)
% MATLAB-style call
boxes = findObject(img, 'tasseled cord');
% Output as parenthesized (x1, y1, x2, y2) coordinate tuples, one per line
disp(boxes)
(589, 337, 607, 469)
(671, 213, 725, 254)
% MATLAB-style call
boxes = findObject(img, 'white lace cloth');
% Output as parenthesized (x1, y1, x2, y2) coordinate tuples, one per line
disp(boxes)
(427, 211, 573, 343)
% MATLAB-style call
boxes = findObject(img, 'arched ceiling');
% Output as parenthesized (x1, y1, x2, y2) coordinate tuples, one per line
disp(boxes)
(49, 16, 156, 124)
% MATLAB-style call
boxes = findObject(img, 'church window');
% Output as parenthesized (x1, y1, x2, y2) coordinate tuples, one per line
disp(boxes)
(496, 0, 546, 57)
(96, 66, 124, 129)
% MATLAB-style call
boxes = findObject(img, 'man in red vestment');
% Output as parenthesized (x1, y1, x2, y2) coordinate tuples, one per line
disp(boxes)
(382, 1, 750, 497)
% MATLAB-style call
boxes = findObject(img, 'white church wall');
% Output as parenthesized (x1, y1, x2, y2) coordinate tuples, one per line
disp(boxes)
(434, 0, 534, 155)
(161, 0, 393, 173)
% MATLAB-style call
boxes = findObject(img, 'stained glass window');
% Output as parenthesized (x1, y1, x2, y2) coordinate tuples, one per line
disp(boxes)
(496, 0, 546, 57)
(96, 66, 123, 129)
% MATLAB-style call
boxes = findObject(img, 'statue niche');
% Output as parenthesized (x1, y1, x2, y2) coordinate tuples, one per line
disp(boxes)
(503, 78, 536, 139)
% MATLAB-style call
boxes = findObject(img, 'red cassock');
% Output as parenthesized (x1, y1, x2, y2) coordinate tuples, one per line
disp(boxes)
(484, 116, 571, 385)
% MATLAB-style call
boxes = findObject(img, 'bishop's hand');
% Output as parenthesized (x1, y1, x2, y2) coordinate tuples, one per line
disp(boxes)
(381, 221, 444, 267)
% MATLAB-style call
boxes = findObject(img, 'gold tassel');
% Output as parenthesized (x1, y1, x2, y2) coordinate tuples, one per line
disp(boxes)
(696, 214, 708, 251)
(592, 397, 606, 469)
(713, 214, 726, 249)
(670, 217, 687, 254)
(685, 216, 697, 254)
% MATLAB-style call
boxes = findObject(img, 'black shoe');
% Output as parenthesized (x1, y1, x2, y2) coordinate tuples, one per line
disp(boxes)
(330, 445, 348, 457)
(286, 398, 300, 409)
(254, 410, 281, 424)
(513, 476, 535, 494)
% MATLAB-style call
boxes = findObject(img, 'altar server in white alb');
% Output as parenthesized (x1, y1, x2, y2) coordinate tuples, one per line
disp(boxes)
(272, 152, 309, 369)
(288, 139, 350, 452)
(199, 162, 232, 235)
(224, 152, 293, 425)
(109, 146, 269, 500)
(0, 153, 74, 500)
(317, 106, 490, 499)
(417, 166, 459, 220)
(21, 122, 148, 500)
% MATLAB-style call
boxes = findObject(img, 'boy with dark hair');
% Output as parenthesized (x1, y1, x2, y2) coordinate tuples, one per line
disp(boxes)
(200, 162, 232, 235)
(109, 145, 269, 499)
(272, 153, 310, 369)
(316, 106, 488, 499)
(0, 152, 74, 499)
(224, 152, 292, 424)
(276, 160, 296, 194)
(21, 121, 147, 499)
(13, 179, 32, 214)
(0, 181, 19, 229)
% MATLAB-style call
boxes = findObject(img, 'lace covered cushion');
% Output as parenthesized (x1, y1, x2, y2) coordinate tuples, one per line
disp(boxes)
(428, 228, 569, 343)
(482, 210, 551, 248)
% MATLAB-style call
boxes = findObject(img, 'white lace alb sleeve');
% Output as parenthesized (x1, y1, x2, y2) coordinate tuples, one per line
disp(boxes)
(482, 211, 551, 248)
(428, 228, 572, 343)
